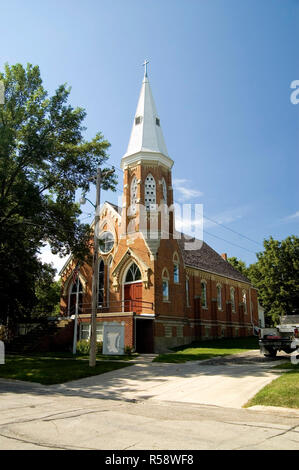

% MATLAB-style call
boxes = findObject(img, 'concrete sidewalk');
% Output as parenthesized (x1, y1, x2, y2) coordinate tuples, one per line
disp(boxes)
(39, 350, 285, 408)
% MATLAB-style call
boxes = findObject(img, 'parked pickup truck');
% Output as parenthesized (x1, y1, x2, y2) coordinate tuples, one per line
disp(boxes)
(259, 314, 299, 357)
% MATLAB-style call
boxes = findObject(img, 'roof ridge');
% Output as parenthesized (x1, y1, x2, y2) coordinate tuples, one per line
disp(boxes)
(178, 232, 251, 284)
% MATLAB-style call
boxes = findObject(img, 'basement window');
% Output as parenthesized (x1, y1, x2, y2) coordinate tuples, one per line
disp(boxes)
(165, 326, 172, 338)
(80, 323, 90, 340)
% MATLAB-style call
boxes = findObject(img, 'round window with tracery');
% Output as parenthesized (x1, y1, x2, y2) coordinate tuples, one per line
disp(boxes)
(99, 231, 114, 254)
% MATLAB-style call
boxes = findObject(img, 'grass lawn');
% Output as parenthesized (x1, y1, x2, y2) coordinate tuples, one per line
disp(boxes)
(153, 336, 259, 363)
(14, 351, 138, 361)
(0, 355, 132, 385)
(244, 364, 299, 409)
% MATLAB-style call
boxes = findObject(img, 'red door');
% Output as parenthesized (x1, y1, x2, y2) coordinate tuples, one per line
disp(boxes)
(124, 282, 142, 313)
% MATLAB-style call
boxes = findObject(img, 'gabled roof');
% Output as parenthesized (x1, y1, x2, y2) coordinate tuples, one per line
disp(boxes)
(177, 233, 251, 284)
(103, 201, 121, 218)
(59, 201, 121, 276)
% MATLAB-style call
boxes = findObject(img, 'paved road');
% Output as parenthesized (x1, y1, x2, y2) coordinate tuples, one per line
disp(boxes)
(0, 351, 298, 450)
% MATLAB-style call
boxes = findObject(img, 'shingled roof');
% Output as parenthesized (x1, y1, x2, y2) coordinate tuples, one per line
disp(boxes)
(177, 234, 251, 284)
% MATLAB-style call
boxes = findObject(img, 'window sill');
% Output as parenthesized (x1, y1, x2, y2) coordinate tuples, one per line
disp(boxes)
(163, 300, 171, 303)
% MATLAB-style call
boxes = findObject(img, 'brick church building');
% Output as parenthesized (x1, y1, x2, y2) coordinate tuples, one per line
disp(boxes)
(59, 67, 259, 353)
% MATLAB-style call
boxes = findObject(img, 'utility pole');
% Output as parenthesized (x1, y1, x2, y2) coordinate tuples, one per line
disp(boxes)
(72, 272, 80, 355)
(88, 167, 115, 367)
(89, 167, 101, 367)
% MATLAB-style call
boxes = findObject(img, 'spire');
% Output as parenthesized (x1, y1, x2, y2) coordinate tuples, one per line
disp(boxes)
(121, 63, 173, 169)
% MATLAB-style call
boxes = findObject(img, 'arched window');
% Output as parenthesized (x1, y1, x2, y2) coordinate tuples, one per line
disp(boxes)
(98, 260, 105, 306)
(186, 277, 190, 307)
(162, 177, 167, 203)
(130, 176, 138, 215)
(69, 279, 83, 315)
(173, 264, 179, 283)
(144, 174, 156, 211)
(70, 279, 83, 295)
(201, 281, 207, 308)
(125, 263, 141, 283)
(173, 252, 179, 283)
(217, 284, 222, 310)
(242, 290, 247, 314)
(230, 287, 235, 312)
(162, 268, 169, 301)
(106, 257, 113, 307)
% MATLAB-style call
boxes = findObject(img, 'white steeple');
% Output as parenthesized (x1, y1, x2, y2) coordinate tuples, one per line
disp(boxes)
(121, 63, 173, 169)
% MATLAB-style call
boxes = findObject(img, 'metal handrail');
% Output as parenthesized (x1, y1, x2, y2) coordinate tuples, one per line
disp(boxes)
(69, 299, 154, 315)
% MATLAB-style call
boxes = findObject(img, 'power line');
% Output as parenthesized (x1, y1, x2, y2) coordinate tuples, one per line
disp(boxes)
(100, 188, 260, 255)
(202, 214, 261, 246)
(172, 198, 261, 247)
(111, 188, 262, 247)
(93, 162, 262, 249)
(203, 230, 257, 254)
(20, 193, 258, 258)
(104, 162, 124, 174)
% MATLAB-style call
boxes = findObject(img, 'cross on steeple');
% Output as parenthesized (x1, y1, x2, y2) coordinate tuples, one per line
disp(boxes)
(142, 59, 149, 78)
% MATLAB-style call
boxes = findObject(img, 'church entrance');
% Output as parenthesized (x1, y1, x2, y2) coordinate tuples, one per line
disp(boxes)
(124, 282, 142, 313)
(123, 263, 142, 313)
(135, 318, 154, 353)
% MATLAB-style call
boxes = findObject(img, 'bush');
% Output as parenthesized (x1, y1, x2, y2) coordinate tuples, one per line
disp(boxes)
(76, 340, 103, 355)
(0, 325, 7, 342)
(76, 339, 90, 355)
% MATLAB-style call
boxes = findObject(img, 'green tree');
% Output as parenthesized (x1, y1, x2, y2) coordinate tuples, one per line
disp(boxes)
(0, 63, 117, 324)
(227, 256, 249, 278)
(32, 263, 61, 318)
(248, 236, 299, 325)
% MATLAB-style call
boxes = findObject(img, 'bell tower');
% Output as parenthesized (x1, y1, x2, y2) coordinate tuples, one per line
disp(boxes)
(120, 63, 175, 257)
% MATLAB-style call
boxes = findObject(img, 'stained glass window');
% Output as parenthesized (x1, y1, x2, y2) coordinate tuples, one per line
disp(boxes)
(99, 231, 114, 253)
(125, 263, 141, 283)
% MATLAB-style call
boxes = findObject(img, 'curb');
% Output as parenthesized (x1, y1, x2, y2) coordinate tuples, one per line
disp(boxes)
(249, 405, 299, 416)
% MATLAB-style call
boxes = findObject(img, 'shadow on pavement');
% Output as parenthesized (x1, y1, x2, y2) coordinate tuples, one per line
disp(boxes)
(0, 351, 290, 404)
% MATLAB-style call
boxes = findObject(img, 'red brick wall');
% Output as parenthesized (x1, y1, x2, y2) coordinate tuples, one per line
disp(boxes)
(59, 160, 259, 349)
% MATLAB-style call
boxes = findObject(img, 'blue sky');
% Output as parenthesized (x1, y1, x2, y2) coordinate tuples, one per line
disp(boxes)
(1, 0, 298, 272)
